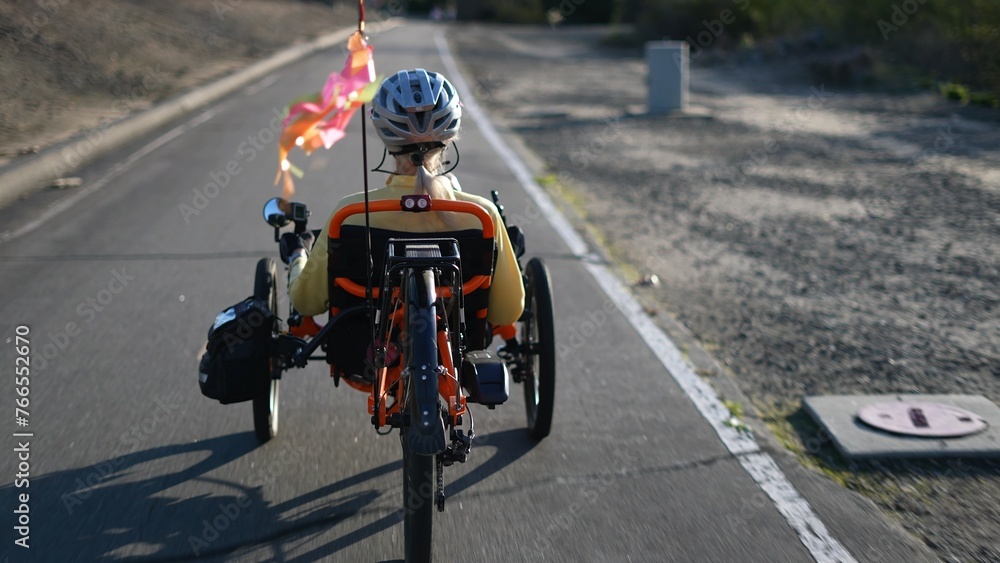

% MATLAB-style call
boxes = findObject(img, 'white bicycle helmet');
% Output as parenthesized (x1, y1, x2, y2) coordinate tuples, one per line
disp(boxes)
(371, 69, 462, 153)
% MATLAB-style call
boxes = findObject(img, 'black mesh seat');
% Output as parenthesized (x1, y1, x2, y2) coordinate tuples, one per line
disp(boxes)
(325, 225, 496, 379)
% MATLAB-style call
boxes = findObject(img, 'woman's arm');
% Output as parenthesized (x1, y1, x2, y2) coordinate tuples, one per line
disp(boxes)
(288, 222, 331, 316)
(485, 206, 526, 326)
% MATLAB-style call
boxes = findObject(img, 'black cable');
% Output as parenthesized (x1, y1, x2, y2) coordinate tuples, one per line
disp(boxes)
(442, 142, 460, 175)
(361, 105, 377, 364)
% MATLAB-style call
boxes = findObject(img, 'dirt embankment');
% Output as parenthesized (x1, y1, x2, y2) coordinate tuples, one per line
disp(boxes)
(448, 24, 1000, 563)
(0, 0, 353, 166)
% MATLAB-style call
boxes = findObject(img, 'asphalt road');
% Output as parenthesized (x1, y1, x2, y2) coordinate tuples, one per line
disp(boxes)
(0, 22, 936, 563)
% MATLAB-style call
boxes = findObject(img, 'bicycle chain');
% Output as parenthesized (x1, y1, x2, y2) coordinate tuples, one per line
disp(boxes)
(436, 454, 445, 512)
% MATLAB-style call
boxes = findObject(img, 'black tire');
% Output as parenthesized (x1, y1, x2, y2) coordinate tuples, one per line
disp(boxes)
(401, 267, 438, 563)
(401, 434, 434, 563)
(253, 258, 280, 443)
(522, 257, 556, 440)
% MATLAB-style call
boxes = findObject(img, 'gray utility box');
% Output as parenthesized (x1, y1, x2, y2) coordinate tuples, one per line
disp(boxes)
(646, 41, 689, 113)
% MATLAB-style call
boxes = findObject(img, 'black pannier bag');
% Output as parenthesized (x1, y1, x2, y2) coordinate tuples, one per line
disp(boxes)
(198, 298, 275, 404)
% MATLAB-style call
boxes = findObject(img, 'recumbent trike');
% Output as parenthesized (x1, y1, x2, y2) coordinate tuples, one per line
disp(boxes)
(199, 189, 555, 562)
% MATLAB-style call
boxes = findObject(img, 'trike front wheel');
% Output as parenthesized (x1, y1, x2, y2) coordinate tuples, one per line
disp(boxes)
(401, 436, 434, 563)
(253, 257, 280, 443)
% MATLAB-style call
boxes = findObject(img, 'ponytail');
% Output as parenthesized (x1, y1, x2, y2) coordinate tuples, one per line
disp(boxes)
(397, 146, 462, 229)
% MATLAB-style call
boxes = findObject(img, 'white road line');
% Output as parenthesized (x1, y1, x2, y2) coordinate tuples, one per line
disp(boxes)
(435, 31, 856, 563)
(1, 110, 217, 243)
(244, 74, 280, 96)
(185, 108, 218, 130)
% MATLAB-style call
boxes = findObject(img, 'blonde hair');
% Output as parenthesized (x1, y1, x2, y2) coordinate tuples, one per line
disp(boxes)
(393, 144, 461, 229)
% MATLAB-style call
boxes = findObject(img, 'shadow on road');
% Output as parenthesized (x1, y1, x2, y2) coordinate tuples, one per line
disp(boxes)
(0, 428, 538, 562)
(271, 428, 539, 562)
(0, 433, 245, 560)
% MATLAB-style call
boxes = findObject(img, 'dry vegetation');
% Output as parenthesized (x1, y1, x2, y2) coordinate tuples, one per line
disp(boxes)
(473, 1, 1000, 103)
(0, 0, 353, 162)
(632, 0, 1000, 101)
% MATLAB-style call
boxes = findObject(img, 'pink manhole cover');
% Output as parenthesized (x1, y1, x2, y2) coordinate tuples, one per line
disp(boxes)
(857, 402, 988, 438)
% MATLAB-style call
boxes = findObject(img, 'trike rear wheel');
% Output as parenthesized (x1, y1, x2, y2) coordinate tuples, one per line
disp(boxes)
(522, 257, 556, 440)
(253, 257, 280, 443)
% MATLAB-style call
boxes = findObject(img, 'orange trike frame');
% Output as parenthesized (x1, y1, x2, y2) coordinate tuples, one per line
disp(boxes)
(295, 198, 499, 430)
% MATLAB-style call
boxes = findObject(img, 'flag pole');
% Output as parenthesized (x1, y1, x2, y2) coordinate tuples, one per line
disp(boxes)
(357, 0, 378, 372)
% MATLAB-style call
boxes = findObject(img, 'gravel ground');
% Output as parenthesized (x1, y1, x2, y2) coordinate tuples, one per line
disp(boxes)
(448, 24, 1000, 563)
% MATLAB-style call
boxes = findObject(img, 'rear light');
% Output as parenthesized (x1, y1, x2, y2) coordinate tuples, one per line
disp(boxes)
(401, 195, 432, 212)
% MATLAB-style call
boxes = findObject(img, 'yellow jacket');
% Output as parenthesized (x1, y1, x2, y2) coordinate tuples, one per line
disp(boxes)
(289, 174, 525, 326)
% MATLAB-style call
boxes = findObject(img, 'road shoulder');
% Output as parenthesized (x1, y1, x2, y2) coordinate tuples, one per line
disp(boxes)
(443, 23, 944, 563)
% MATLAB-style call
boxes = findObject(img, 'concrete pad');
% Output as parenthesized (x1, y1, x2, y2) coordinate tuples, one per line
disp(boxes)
(803, 395, 1000, 460)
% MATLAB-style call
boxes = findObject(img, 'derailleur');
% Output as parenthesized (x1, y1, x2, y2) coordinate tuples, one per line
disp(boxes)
(436, 427, 475, 512)
(440, 427, 474, 467)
